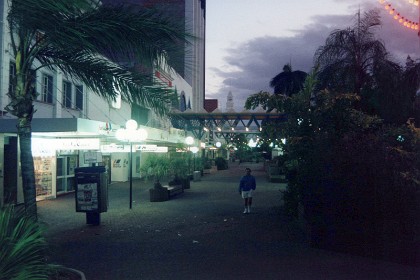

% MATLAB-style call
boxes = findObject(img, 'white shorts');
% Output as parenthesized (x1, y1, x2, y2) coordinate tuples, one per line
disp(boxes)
(241, 190, 253, 199)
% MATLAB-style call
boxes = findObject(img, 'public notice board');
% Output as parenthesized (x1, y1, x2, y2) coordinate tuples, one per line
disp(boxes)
(75, 166, 108, 213)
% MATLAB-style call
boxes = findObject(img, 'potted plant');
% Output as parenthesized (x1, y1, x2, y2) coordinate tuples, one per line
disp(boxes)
(202, 158, 212, 174)
(141, 154, 170, 202)
(215, 157, 228, 170)
(169, 154, 191, 189)
(194, 156, 204, 176)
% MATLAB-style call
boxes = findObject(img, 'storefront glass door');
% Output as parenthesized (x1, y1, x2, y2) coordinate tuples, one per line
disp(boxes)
(56, 155, 77, 193)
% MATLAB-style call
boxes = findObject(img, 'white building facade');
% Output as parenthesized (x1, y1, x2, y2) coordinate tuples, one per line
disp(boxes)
(0, 0, 205, 206)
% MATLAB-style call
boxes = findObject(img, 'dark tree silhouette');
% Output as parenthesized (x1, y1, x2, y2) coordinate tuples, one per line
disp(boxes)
(270, 63, 307, 96)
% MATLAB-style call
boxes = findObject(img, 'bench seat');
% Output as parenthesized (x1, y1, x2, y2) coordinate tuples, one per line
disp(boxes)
(269, 174, 287, 183)
(267, 166, 287, 183)
(164, 184, 184, 198)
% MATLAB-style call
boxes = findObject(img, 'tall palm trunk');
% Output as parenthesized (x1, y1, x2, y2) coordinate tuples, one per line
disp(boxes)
(15, 67, 38, 219)
(6, 48, 38, 219)
(17, 119, 37, 219)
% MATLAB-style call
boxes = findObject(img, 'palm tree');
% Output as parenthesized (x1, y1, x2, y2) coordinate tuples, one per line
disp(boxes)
(315, 9, 418, 124)
(6, 0, 192, 218)
(314, 9, 391, 95)
(269, 63, 307, 96)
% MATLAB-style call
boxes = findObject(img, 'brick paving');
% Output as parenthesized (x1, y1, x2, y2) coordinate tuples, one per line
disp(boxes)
(38, 161, 419, 280)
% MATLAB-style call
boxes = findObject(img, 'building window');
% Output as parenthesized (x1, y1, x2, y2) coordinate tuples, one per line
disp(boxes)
(41, 74, 53, 103)
(75, 85, 84, 110)
(63, 81, 72, 108)
(180, 93, 186, 112)
(132, 104, 149, 125)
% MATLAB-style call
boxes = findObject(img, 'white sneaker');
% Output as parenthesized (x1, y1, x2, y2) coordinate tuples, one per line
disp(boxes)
(247, 207, 251, 213)
(243, 208, 248, 214)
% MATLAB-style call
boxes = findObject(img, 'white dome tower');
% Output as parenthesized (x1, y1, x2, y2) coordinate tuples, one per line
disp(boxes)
(226, 91, 235, 112)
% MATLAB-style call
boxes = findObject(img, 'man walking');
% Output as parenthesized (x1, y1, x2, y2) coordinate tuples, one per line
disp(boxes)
(238, 168, 256, 213)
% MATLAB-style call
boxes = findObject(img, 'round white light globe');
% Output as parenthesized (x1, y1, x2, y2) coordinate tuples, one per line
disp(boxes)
(190, 146, 199, 154)
(185, 136, 194, 145)
(134, 128, 148, 141)
(115, 128, 127, 141)
(125, 119, 138, 131)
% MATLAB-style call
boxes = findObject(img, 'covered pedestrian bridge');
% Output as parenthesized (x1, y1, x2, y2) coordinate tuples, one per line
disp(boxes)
(169, 111, 287, 144)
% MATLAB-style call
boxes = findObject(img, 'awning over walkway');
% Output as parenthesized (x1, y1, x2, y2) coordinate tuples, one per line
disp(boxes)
(0, 118, 187, 146)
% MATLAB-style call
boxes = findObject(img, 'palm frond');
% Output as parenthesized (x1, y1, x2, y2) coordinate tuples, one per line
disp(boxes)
(314, 9, 392, 95)
(0, 206, 57, 280)
(9, 0, 193, 116)
(10, 0, 192, 70)
(35, 47, 176, 115)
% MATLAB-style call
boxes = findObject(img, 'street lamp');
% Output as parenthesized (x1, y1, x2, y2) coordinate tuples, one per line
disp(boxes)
(190, 146, 199, 171)
(116, 119, 147, 209)
(185, 136, 194, 146)
(248, 138, 257, 148)
(185, 136, 194, 174)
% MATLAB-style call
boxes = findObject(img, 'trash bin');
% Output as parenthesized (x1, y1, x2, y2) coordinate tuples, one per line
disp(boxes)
(193, 170, 201, 181)
(75, 166, 108, 225)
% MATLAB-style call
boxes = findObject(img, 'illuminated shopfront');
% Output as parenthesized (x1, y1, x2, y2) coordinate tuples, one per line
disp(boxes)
(31, 137, 100, 200)
(0, 118, 187, 206)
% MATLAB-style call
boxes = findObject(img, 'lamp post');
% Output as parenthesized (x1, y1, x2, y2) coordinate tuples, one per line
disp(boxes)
(116, 119, 147, 209)
(185, 136, 194, 175)
(215, 141, 221, 158)
(190, 146, 199, 171)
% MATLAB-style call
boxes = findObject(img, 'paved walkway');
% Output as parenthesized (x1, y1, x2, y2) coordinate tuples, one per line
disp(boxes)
(38, 161, 418, 280)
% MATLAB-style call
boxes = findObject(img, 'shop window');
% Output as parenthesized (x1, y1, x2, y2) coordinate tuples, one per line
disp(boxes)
(34, 155, 54, 198)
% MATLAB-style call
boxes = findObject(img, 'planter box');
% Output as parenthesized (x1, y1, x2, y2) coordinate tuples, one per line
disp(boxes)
(149, 188, 169, 202)
(193, 171, 201, 181)
(182, 178, 190, 189)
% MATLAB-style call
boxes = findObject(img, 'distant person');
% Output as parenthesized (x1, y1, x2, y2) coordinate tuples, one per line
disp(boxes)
(238, 167, 256, 213)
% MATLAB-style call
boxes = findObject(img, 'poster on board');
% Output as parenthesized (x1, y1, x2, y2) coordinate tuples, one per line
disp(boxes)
(76, 183, 98, 211)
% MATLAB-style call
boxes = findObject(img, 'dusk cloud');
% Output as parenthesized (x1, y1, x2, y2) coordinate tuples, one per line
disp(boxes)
(208, 3, 419, 111)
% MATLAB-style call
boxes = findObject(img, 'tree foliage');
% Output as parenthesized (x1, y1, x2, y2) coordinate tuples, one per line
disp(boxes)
(244, 91, 287, 113)
(246, 61, 420, 263)
(279, 69, 419, 263)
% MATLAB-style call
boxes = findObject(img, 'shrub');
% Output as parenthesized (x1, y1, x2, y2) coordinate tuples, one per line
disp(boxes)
(214, 157, 228, 170)
(140, 154, 170, 183)
(203, 158, 212, 169)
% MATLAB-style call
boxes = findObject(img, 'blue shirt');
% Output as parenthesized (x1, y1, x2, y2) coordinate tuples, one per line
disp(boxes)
(239, 175, 256, 192)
